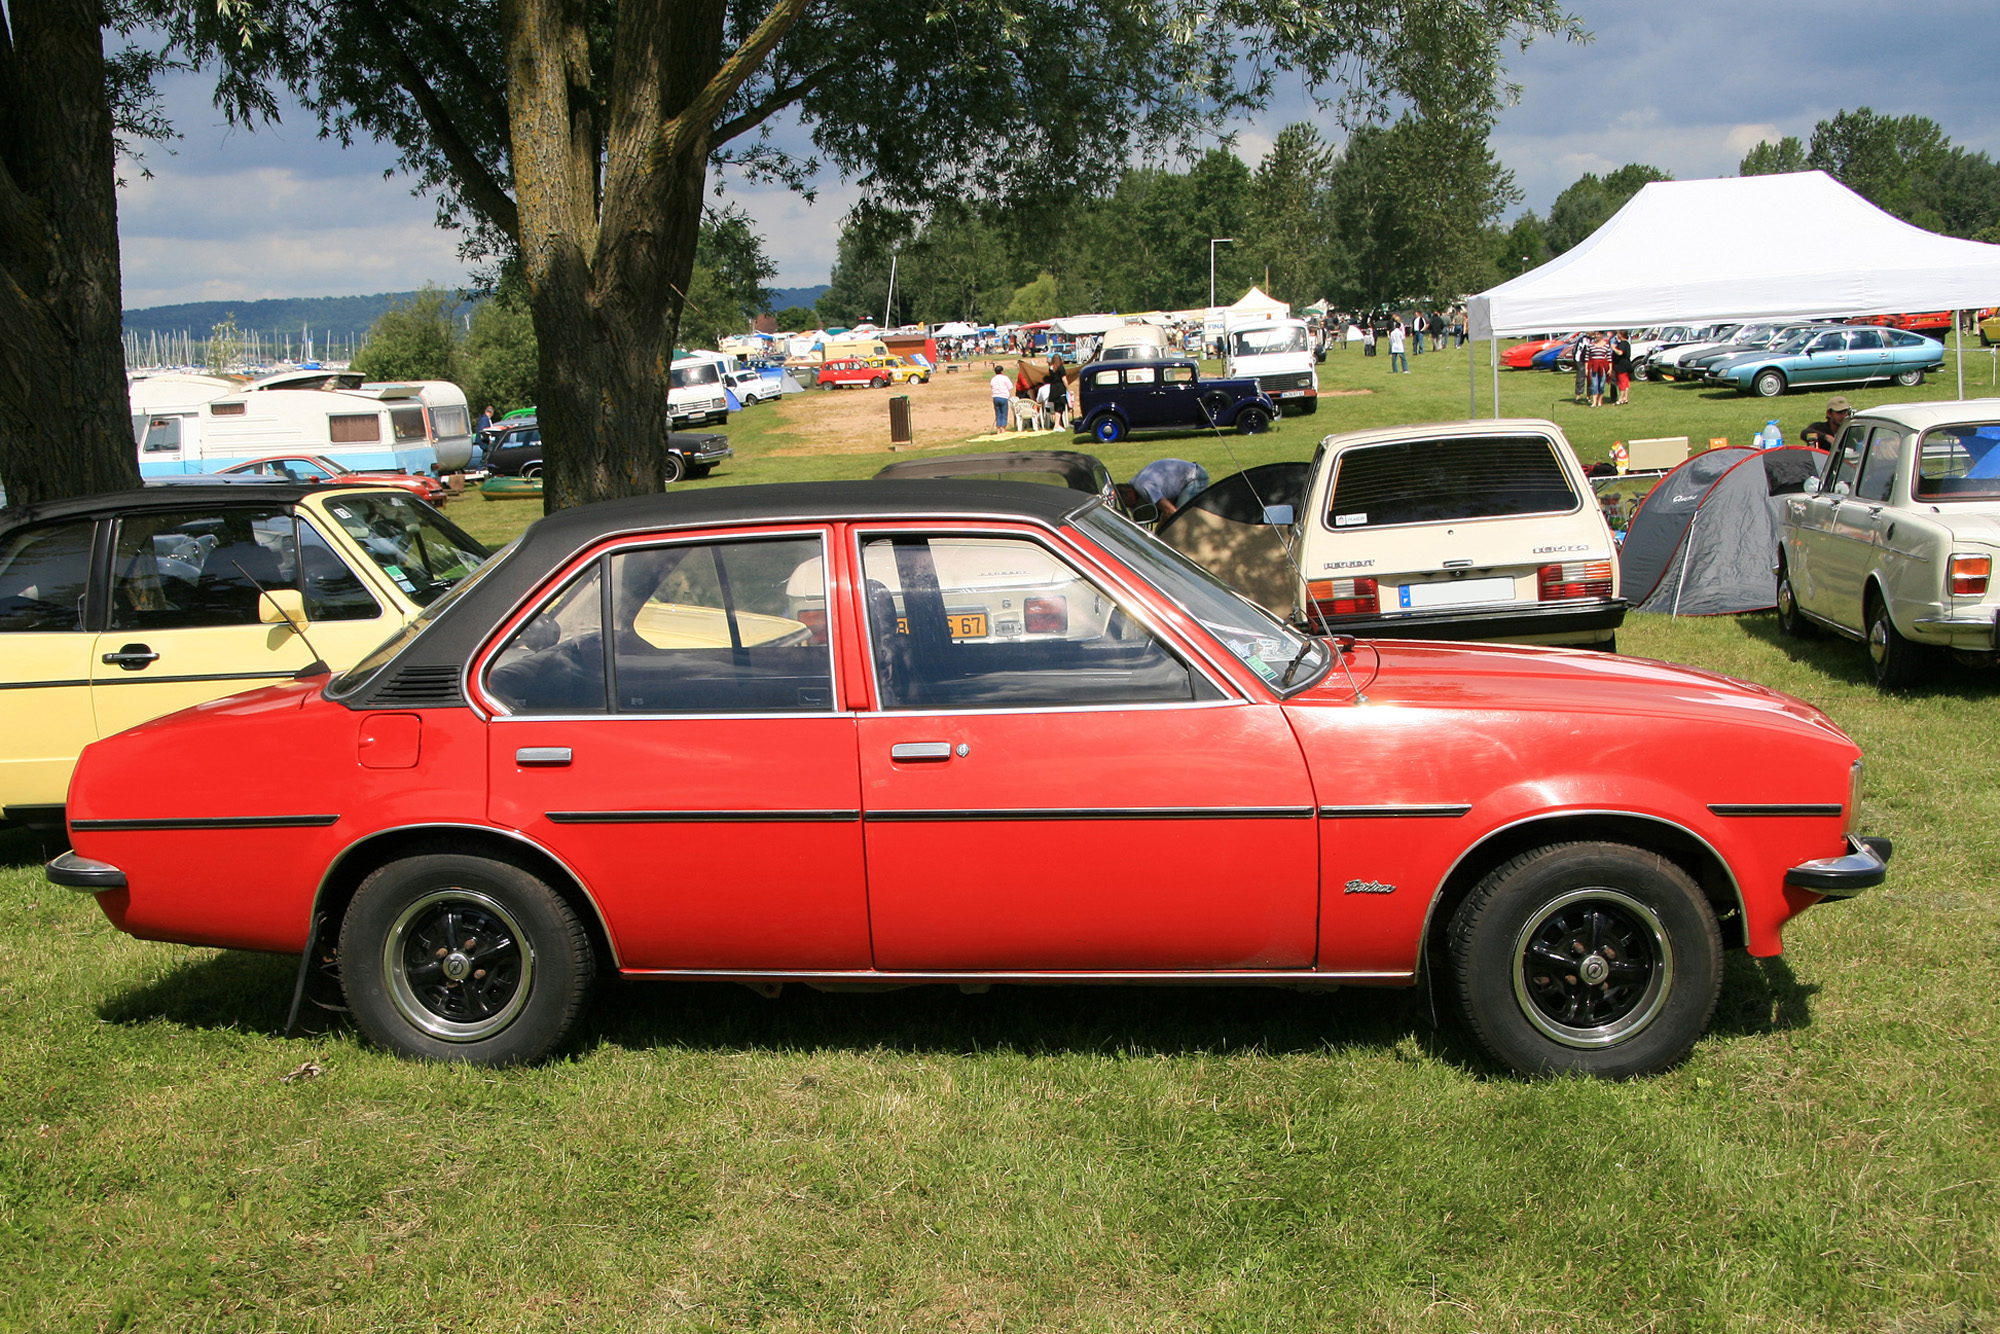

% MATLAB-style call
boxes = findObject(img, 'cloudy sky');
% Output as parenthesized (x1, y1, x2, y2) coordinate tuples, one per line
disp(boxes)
(117, 2, 2000, 308)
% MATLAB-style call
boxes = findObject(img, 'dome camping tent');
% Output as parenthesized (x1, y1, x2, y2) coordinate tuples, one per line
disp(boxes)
(1620, 446, 1827, 617)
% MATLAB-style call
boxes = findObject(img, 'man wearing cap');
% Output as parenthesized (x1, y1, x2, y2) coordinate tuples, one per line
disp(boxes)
(1801, 396, 1855, 450)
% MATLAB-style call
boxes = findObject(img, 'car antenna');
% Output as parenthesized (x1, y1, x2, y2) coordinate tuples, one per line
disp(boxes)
(1197, 387, 1336, 640)
(229, 558, 331, 677)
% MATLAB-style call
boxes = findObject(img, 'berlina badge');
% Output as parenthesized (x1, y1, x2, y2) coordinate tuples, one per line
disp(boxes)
(1343, 879, 1395, 895)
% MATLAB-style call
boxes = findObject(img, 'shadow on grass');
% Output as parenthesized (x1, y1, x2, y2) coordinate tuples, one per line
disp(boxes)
(1734, 612, 2000, 697)
(97, 949, 299, 1037)
(95, 947, 1807, 1073)
(0, 824, 66, 872)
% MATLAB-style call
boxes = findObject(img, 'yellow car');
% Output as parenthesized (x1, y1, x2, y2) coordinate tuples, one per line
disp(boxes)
(1980, 310, 2000, 346)
(865, 355, 932, 385)
(0, 481, 489, 831)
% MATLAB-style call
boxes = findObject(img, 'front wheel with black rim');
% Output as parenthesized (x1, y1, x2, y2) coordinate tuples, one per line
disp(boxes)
(1199, 389, 1233, 424)
(1866, 589, 1932, 688)
(1090, 413, 1126, 444)
(340, 853, 594, 1065)
(1752, 369, 1787, 397)
(661, 451, 687, 485)
(1775, 554, 1816, 638)
(1893, 368, 1925, 387)
(1447, 841, 1721, 1078)
(1235, 406, 1272, 434)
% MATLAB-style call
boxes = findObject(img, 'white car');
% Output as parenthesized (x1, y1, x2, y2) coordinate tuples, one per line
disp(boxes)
(1777, 398, 2000, 686)
(1168, 418, 1625, 649)
(724, 369, 770, 406)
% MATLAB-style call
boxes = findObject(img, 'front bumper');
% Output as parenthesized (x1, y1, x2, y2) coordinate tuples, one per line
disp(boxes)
(1785, 835, 1892, 898)
(669, 433, 734, 466)
(46, 850, 126, 892)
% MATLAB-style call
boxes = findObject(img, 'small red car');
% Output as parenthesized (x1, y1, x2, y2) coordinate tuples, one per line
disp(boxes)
(217, 455, 448, 506)
(1502, 336, 1568, 369)
(816, 359, 890, 389)
(49, 482, 1888, 1077)
(1850, 312, 1954, 335)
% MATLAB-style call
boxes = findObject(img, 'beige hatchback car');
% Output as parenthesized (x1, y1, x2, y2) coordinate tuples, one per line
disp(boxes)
(1776, 398, 2000, 686)
(1165, 418, 1624, 648)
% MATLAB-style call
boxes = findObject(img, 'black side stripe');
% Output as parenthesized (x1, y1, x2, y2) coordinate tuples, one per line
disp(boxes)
(71, 814, 341, 831)
(1319, 804, 1472, 819)
(93, 670, 300, 688)
(0, 678, 90, 691)
(866, 806, 1314, 823)
(1708, 803, 1843, 817)
(548, 810, 860, 824)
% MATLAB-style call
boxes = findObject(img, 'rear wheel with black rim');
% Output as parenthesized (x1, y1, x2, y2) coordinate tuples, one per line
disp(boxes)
(1447, 841, 1721, 1078)
(341, 853, 594, 1065)
(1199, 390, 1233, 424)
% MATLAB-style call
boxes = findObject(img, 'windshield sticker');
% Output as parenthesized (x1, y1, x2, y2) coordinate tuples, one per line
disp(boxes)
(1335, 513, 1367, 527)
(329, 505, 352, 519)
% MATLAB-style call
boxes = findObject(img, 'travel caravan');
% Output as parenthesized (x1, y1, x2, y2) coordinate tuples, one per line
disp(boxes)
(132, 381, 442, 478)
(363, 380, 473, 471)
(1093, 322, 1170, 364)
(1224, 317, 1319, 415)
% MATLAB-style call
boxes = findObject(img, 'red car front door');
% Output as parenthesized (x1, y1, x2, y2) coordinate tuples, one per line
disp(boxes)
(847, 526, 1320, 972)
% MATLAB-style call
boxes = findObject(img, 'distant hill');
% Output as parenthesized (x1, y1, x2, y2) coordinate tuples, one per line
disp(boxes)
(767, 284, 828, 312)
(122, 291, 455, 342)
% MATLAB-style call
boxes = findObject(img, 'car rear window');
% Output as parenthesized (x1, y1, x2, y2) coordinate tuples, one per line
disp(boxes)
(1325, 435, 1579, 529)
(1915, 422, 2000, 499)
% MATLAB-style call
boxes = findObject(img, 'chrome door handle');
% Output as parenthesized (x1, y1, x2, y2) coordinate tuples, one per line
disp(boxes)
(516, 747, 572, 766)
(890, 742, 953, 761)
(101, 644, 159, 671)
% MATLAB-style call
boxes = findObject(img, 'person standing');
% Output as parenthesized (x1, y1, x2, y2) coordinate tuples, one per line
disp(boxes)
(1611, 331, 1634, 405)
(1410, 313, 1425, 358)
(1388, 319, 1408, 373)
(989, 364, 1012, 431)
(1045, 356, 1070, 428)
(1586, 333, 1613, 408)
(1363, 321, 1377, 357)
(475, 404, 496, 433)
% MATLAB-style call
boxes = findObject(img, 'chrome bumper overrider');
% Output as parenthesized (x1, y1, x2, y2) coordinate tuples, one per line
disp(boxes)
(1784, 835, 1891, 898)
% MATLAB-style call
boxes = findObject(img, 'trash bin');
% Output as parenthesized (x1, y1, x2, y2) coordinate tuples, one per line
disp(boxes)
(889, 394, 912, 446)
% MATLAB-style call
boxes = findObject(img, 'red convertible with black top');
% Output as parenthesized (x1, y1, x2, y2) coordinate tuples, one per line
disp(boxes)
(50, 482, 1888, 1077)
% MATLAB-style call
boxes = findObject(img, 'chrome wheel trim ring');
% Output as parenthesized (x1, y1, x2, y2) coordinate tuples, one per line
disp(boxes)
(1510, 886, 1674, 1049)
(383, 888, 535, 1042)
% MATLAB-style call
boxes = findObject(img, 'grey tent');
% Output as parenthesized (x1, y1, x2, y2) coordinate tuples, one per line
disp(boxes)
(1157, 462, 1311, 614)
(1620, 446, 1827, 616)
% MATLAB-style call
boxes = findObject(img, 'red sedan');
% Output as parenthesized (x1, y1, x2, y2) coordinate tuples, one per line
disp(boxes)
(217, 454, 448, 505)
(48, 482, 1888, 1077)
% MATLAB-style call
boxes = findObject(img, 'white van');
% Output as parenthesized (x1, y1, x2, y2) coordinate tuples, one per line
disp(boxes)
(1161, 418, 1623, 648)
(1094, 322, 1169, 364)
(669, 357, 730, 428)
(1224, 317, 1320, 415)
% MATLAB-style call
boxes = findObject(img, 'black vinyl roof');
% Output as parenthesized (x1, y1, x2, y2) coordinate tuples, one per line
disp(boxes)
(1, 481, 336, 531)
(336, 480, 1100, 708)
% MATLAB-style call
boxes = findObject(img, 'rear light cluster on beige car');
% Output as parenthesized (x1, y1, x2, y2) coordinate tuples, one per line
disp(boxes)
(1305, 577, 1379, 621)
(1024, 595, 1068, 635)
(1537, 560, 1614, 603)
(1948, 554, 1990, 597)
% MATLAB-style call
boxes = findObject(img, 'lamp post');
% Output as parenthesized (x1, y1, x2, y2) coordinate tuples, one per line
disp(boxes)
(1208, 238, 1233, 357)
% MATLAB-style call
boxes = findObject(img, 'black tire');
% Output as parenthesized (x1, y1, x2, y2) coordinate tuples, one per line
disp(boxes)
(519, 463, 541, 480)
(1199, 389, 1233, 424)
(1090, 413, 1126, 444)
(341, 853, 594, 1065)
(1866, 588, 1931, 688)
(740, 393, 759, 407)
(1235, 406, 1272, 434)
(1775, 554, 1816, 638)
(1893, 368, 1924, 387)
(1752, 368, 1787, 398)
(1296, 399, 1318, 416)
(662, 451, 687, 485)
(871, 376, 888, 389)
(1447, 841, 1721, 1078)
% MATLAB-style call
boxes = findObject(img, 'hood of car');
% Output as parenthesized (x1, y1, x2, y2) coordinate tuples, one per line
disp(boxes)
(1289, 639, 1847, 739)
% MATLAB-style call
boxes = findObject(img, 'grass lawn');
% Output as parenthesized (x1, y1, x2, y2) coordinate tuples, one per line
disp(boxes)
(4, 354, 1998, 1330)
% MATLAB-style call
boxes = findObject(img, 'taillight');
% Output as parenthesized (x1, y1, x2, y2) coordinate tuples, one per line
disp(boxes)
(797, 607, 829, 645)
(1949, 554, 1990, 597)
(1305, 577, 1379, 620)
(1025, 595, 1067, 635)
(1537, 560, 1614, 601)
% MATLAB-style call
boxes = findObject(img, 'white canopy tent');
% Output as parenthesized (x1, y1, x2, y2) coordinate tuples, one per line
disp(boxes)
(1465, 172, 2000, 414)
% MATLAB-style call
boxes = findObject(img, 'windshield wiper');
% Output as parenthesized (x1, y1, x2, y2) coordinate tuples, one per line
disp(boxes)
(1280, 637, 1323, 687)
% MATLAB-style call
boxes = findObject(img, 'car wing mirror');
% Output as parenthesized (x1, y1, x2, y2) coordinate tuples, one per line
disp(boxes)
(1262, 504, 1296, 527)
(258, 588, 308, 627)
(1126, 499, 1161, 526)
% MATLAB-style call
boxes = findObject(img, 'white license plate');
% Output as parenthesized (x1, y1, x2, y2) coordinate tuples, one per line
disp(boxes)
(1278, 389, 1305, 397)
(1398, 576, 1517, 610)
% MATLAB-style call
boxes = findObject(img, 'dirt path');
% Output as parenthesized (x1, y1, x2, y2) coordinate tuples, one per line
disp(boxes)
(766, 362, 1041, 456)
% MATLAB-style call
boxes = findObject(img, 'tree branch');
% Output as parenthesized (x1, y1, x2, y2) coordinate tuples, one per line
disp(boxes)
(352, 0, 520, 238)
(375, 0, 513, 133)
(710, 63, 832, 148)
(660, 0, 811, 163)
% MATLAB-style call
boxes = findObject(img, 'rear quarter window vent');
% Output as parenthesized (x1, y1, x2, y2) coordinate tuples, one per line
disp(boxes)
(371, 663, 464, 706)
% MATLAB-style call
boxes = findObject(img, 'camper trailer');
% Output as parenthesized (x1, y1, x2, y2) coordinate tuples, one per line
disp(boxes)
(132, 381, 443, 478)
(362, 380, 473, 471)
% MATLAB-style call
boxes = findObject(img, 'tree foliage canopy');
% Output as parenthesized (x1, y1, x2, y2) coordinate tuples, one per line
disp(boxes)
(1543, 163, 1671, 255)
(1739, 107, 2000, 241)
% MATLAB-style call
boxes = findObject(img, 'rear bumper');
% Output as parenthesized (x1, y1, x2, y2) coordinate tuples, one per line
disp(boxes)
(1911, 606, 1999, 650)
(1299, 598, 1627, 644)
(1785, 835, 1891, 898)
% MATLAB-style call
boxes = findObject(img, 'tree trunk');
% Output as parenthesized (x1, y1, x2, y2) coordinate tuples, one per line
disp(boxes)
(0, 0, 141, 506)
(502, 0, 721, 514)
